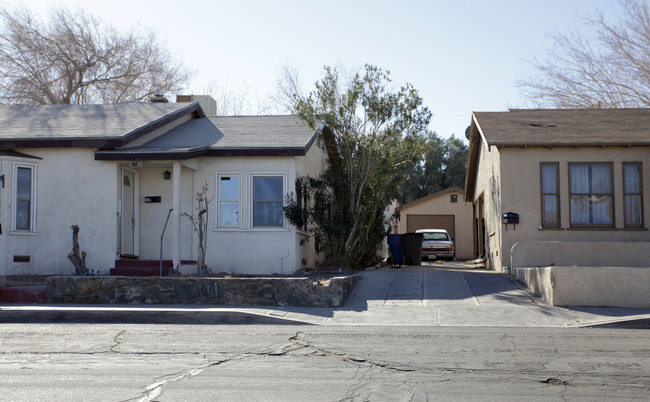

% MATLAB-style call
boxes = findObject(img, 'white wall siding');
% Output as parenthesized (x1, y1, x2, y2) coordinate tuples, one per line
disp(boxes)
(1, 149, 117, 275)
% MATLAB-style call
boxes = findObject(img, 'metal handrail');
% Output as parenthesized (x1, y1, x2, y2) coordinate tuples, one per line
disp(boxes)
(160, 208, 173, 277)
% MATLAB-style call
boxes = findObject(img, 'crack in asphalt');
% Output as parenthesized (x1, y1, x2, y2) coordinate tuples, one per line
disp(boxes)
(128, 358, 232, 402)
(109, 330, 126, 353)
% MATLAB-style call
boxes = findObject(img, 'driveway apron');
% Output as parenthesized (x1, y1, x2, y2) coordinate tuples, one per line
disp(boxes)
(327, 262, 572, 326)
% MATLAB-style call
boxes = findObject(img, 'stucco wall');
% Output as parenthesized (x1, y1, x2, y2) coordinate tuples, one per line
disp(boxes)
(498, 146, 650, 271)
(137, 166, 194, 261)
(188, 156, 303, 275)
(513, 266, 650, 308)
(397, 189, 473, 259)
(470, 139, 503, 270)
(1, 149, 117, 275)
(511, 241, 650, 268)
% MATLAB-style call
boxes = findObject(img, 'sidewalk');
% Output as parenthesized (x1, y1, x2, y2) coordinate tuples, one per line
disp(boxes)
(2, 262, 649, 327)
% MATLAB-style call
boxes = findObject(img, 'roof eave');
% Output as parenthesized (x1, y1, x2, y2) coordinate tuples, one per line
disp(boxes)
(121, 102, 205, 146)
(398, 186, 465, 211)
(464, 113, 482, 202)
(94, 146, 310, 161)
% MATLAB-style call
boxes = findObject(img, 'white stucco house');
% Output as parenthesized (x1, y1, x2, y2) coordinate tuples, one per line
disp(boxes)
(0, 97, 333, 278)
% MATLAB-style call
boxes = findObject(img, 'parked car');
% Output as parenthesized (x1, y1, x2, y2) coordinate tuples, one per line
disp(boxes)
(415, 229, 455, 260)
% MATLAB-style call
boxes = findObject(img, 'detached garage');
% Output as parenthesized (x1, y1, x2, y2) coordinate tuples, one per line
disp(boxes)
(397, 187, 473, 260)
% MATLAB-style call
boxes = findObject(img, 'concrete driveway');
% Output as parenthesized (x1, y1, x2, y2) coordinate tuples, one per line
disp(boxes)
(324, 261, 650, 327)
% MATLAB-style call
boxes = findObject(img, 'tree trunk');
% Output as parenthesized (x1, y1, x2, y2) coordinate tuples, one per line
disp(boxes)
(67, 225, 87, 275)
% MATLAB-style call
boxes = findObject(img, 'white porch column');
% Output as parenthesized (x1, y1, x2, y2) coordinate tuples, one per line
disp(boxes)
(172, 161, 181, 270)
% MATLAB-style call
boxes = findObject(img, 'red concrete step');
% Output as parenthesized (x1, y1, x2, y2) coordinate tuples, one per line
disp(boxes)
(109, 266, 175, 277)
(110, 260, 196, 276)
(0, 285, 46, 303)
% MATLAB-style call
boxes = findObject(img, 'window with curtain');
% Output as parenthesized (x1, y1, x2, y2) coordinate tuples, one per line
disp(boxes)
(14, 163, 36, 232)
(217, 174, 240, 228)
(540, 163, 560, 227)
(623, 162, 643, 228)
(569, 163, 613, 227)
(252, 175, 284, 227)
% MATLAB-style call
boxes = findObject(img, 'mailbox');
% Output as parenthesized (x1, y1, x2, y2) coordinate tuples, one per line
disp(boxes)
(502, 212, 519, 224)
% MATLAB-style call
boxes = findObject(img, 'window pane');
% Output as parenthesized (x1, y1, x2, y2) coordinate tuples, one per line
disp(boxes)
(570, 195, 613, 225)
(571, 164, 612, 193)
(16, 199, 31, 230)
(253, 177, 282, 201)
(570, 165, 589, 193)
(16, 167, 32, 231)
(624, 195, 642, 225)
(591, 165, 612, 193)
(254, 202, 283, 226)
(541, 164, 557, 194)
(590, 195, 613, 224)
(542, 195, 558, 226)
(624, 164, 641, 194)
(17, 167, 32, 198)
(219, 201, 238, 226)
(220, 176, 238, 200)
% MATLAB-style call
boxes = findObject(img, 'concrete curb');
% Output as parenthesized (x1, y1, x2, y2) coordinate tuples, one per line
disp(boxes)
(0, 305, 327, 325)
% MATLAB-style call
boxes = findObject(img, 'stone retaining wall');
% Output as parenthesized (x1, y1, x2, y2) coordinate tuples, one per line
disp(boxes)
(46, 275, 360, 307)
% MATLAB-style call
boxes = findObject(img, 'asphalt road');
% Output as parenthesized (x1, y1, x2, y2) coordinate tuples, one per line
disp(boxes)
(0, 324, 648, 401)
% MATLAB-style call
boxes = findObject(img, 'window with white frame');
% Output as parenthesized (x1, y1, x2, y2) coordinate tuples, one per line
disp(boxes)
(623, 162, 643, 228)
(217, 173, 240, 228)
(252, 174, 285, 227)
(569, 163, 614, 227)
(13, 162, 37, 232)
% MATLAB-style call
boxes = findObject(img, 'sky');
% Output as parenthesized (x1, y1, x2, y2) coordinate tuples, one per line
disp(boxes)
(4, 0, 626, 140)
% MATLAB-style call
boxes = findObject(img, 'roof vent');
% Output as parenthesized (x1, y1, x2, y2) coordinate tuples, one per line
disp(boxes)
(150, 93, 169, 103)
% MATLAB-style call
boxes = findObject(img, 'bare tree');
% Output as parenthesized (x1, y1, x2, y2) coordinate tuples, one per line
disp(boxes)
(183, 183, 213, 275)
(272, 63, 305, 113)
(202, 79, 252, 115)
(518, 0, 650, 108)
(0, 6, 190, 104)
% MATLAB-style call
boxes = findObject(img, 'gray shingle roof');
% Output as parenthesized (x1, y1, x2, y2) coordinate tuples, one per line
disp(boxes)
(474, 108, 650, 146)
(134, 115, 317, 151)
(0, 102, 198, 142)
(95, 115, 322, 159)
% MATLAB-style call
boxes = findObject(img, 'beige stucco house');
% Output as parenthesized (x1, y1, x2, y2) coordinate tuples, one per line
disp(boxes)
(0, 97, 332, 279)
(397, 187, 472, 260)
(465, 108, 650, 307)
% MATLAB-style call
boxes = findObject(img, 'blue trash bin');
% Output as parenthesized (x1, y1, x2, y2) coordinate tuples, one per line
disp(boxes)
(387, 234, 404, 265)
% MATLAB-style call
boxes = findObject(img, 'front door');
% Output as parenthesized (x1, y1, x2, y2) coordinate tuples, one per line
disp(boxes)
(121, 169, 139, 256)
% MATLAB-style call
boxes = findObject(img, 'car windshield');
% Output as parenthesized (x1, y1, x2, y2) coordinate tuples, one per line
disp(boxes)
(422, 232, 449, 241)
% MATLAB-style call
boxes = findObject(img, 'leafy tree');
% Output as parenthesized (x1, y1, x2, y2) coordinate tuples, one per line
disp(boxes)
(518, 0, 650, 108)
(399, 131, 444, 203)
(398, 133, 468, 204)
(0, 6, 190, 104)
(284, 64, 431, 269)
(441, 135, 468, 189)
